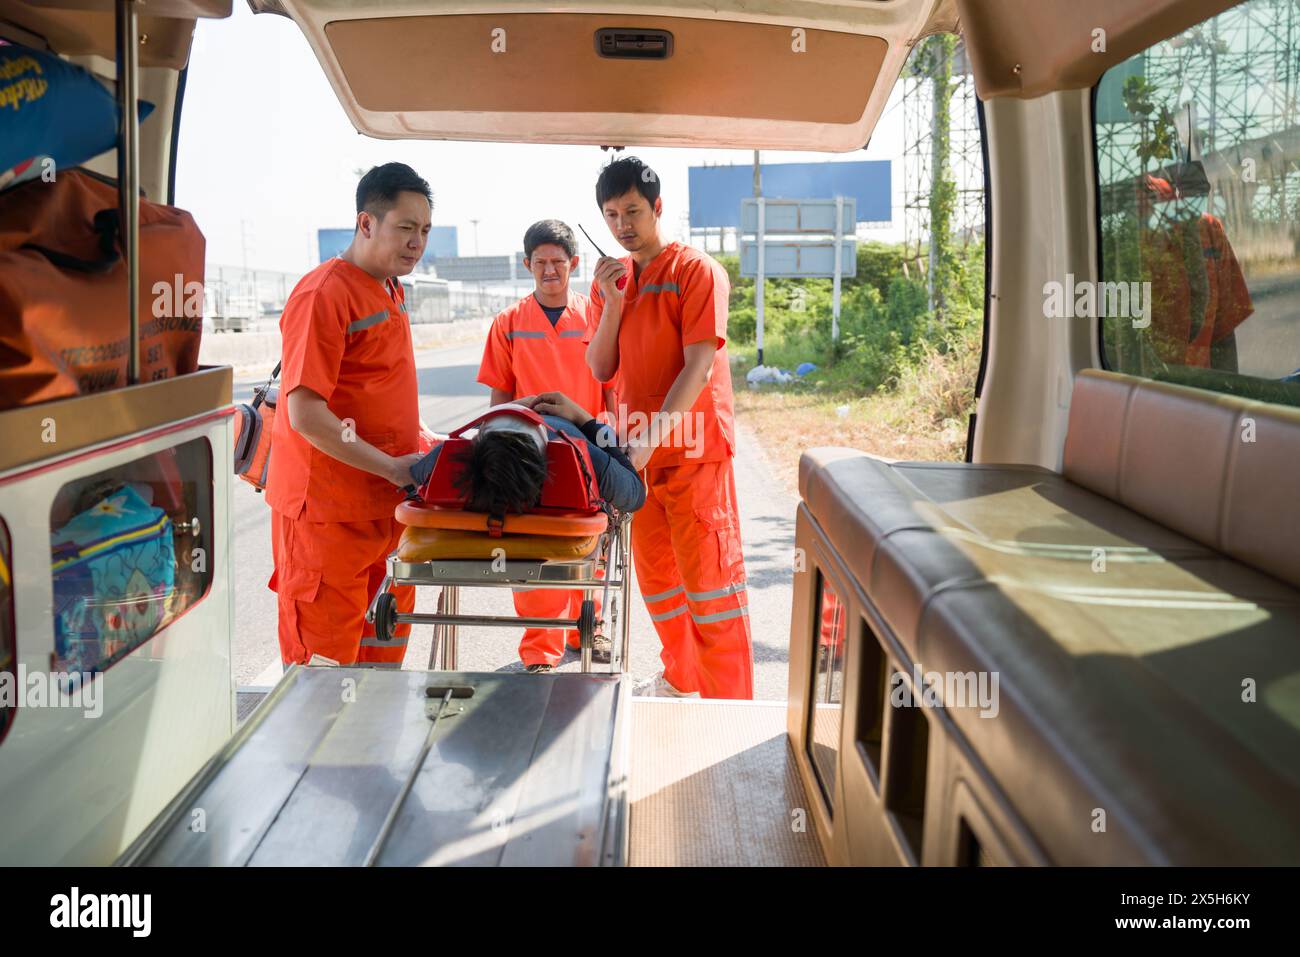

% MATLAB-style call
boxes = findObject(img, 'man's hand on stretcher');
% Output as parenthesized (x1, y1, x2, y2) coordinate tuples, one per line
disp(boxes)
(518, 392, 647, 512)
(524, 392, 655, 471)
(522, 392, 591, 426)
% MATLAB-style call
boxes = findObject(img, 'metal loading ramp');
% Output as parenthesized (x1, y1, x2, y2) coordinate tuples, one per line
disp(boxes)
(119, 667, 629, 867)
(628, 698, 825, 867)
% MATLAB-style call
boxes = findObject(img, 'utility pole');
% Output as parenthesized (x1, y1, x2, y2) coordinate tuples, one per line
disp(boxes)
(240, 218, 254, 304)
(470, 218, 481, 300)
(753, 149, 766, 366)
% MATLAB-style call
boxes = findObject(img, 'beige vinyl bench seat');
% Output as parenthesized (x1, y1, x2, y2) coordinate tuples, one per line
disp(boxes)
(798, 369, 1300, 864)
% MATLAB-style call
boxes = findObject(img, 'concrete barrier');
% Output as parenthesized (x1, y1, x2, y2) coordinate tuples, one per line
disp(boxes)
(198, 317, 494, 373)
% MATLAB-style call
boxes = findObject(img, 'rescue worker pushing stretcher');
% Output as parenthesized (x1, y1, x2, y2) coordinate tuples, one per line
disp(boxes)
(266, 164, 435, 668)
(585, 157, 755, 699)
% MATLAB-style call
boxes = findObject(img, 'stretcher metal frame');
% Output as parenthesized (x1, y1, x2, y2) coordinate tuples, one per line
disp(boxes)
(366, 510, 633, 673)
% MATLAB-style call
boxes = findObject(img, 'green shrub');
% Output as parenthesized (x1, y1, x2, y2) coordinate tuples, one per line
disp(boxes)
(723, 239, 986, 399)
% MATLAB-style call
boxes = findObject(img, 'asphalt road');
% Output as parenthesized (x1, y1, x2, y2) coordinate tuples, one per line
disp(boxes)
(231, 341, 798, 699)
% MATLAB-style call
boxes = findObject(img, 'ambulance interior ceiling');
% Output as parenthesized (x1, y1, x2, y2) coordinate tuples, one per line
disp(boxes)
(250, 0, 938, 152)
(0, 0, 229, 68)
(245, 0, 1241, 151)
(1, 0, 1245, 150)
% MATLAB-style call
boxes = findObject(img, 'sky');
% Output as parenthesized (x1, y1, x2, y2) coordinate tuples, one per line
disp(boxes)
(175, 3, 908, 275)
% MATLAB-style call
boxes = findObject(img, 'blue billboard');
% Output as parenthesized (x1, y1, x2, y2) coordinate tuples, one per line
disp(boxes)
(317, 225, 458, 264)
(688, 161, 891, 228)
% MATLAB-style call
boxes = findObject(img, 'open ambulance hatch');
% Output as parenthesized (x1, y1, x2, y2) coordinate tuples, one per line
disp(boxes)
(247, 0, 947, 151)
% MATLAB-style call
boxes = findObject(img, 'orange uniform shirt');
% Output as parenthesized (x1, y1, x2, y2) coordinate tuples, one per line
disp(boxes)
(587, 241, 736, 468)
(478, 291, 606, 419)
(266, 258, 420, 523)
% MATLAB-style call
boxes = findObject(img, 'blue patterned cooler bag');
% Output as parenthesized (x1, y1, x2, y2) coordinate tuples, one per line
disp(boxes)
(51, 484, 175, 674)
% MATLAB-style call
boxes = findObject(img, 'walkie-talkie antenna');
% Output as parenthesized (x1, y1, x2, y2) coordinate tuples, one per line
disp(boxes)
(578, 224, 628, 290)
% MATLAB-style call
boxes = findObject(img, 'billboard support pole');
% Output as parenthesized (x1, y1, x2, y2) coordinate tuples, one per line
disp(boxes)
(832, 196, 844, 342)
(755, 197, 766, 367)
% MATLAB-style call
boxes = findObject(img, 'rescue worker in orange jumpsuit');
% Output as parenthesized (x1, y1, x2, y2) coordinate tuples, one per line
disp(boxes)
(585, 156, 754, 700)
(266, 163, 436, 668)
(1138, 175, 1253, 371)
(477, 220, 614, 673)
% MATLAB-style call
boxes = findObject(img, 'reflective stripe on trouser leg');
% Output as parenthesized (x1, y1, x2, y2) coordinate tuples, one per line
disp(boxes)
(356, 517, 410, 666)
(630, 477, 698, 693)
(646, 458, 753, 699)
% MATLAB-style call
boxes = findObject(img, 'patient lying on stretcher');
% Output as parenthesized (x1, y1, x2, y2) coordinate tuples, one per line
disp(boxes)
(407, 392, 646, 516)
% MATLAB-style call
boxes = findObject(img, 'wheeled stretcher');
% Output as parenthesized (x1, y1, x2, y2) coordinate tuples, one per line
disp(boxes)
(365, 500, 634, 673)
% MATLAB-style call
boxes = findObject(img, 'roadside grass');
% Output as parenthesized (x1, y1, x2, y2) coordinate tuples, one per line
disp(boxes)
(729, 331, 979, 496)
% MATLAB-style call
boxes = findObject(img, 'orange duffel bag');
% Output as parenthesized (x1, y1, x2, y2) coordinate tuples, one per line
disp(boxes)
(0, 167, 205, 408)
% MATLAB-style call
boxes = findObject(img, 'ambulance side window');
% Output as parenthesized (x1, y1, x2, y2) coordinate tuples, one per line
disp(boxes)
(48, 438, 214, 678)
(0, 518, 14, 746)
(1095, 0, 1300, 407)
(807, 573, 847, 810)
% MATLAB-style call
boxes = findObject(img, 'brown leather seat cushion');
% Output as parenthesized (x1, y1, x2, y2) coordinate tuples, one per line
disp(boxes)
(798, 371, 1300, 863)
(1063, 369, 1300, 591)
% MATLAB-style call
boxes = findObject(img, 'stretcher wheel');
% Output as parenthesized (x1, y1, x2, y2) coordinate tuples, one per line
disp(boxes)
(578, 600, 596, 651)
(374, 591, 397, 642)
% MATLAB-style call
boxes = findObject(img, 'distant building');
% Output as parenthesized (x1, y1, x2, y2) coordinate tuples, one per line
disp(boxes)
(316, 225, 458, 265)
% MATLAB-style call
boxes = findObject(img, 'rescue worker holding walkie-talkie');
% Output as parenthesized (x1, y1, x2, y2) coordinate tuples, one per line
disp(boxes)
(585, 156, 754, 700)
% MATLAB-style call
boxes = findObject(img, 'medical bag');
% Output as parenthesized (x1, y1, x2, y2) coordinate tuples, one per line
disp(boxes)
(50, 483, 176, 674)
(419, 406, 603, 514)
(233, 362, 279, 492)
(0, 167, 205, 408)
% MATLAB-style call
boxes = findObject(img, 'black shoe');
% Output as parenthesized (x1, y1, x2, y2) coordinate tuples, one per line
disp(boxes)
(526, 663, 555, 674)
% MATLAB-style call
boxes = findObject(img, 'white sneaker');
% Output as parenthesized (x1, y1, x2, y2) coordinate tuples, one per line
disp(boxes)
(633, 671, 700, 698)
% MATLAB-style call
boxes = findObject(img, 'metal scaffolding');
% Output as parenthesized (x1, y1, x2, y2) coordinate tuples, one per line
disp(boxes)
(1094, 0, 1300, 261)
(902, 37, 984, 262)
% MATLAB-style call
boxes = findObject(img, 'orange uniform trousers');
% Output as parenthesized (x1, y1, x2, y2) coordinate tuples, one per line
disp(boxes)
(633, 457, 753, 699)
(270, 510, 413, 667)
(514, 586, 601, 668)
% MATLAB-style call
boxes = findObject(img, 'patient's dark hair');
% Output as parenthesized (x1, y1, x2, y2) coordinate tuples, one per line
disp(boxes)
(595, 155, 660, 208)
(356, 162, 433, 221)
(524, 220, 577, 259)
(453, 431, 548, 517)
